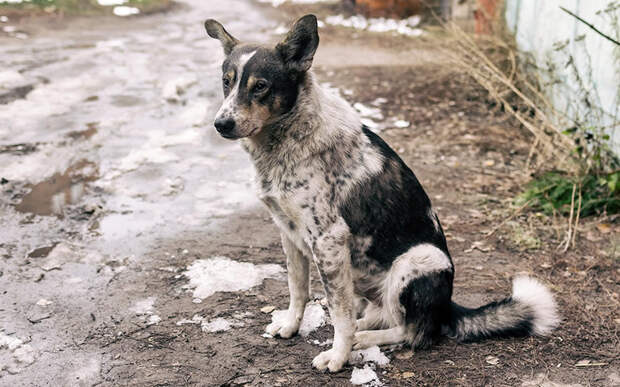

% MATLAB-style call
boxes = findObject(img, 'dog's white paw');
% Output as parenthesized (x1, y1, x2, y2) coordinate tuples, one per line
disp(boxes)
(312, 348, 349, 372)
(352, 331, 373, 350)
(265, 320, 298, 339)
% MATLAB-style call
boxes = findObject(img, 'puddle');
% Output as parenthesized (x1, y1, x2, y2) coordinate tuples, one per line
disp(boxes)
(66, 122, 98, 140)
(15, 160, 99, 216)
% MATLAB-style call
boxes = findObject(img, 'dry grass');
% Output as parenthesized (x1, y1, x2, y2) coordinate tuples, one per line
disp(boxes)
(441, 22, 577, 173)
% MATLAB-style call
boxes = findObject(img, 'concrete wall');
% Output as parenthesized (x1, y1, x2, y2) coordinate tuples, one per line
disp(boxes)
(504, 0, 619, 154)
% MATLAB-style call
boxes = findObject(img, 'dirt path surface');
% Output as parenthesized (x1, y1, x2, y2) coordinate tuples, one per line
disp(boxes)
(1, 1, 618, 386)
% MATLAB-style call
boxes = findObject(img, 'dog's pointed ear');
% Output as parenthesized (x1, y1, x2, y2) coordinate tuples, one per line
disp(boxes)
(276, 14, 319, 73)
(204, 19, 239, 55)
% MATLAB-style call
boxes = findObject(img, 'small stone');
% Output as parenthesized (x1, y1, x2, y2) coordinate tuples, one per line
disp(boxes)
(260, 305, 276, 314)
(485, 355, 499, 365)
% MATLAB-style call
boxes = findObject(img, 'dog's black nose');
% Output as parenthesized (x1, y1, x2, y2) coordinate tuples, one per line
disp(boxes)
(214, 118, 235, 135)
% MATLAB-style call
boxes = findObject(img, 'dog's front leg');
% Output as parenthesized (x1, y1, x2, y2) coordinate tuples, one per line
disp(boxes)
(266, 233, 310, 338)
(311, 230, 355, 373)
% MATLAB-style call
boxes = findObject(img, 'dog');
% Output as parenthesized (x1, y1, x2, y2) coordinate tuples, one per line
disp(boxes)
(204, 14, 559, 372)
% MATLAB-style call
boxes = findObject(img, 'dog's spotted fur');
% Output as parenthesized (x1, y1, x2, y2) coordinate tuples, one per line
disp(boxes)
(204, 15, 560, 372)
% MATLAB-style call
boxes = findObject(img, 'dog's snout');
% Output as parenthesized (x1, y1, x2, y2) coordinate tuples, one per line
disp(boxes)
(214, 118, 236, 135)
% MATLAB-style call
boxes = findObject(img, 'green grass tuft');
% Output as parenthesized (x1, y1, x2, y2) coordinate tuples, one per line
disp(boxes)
(517, 170, 620, 217)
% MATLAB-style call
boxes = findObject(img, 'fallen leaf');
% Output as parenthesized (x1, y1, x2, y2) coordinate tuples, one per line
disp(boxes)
(395, 351, 413, 360)
(464, 241, 492, 253)
(483, 159, 495, 167)
(444, 360, 455, 366)
(596, 223, 612, 233)
(485, 355, 499, 365)
(401, 371, 415, 378)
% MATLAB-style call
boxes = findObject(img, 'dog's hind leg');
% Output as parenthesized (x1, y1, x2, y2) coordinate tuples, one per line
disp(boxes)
(353, 326, 406, 349)
(356, 302, 383, 331)
(266, 234, 310, 338)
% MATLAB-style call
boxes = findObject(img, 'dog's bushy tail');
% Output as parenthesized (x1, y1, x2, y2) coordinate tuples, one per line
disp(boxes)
(444, 276, 559, 341)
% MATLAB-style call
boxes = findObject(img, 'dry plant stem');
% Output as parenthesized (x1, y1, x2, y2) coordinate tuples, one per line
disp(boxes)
(443, 22, 577, 172)
(560, 183, 577, 253)
(571, 186, 583, 248)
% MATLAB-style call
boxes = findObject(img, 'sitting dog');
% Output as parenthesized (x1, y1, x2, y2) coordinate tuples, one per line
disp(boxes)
(204, 14, 559, 372)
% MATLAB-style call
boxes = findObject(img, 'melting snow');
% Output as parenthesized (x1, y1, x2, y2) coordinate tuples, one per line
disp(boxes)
(130, 297, 156, 315)
(325, 14, 423, 37)
(351, 345, 390, 366)
(147, 315, 161, 325)
(0, 333, 36, 375)
(354, 102, 383, 120)
(350, 364, 382, 385)
(201, 317, 232, 333)
(183, 256, 284, 300)
(113, 6, 139, 17)
(394, 120, 410, 128)
(257, 0, 336, 7)
(176, 314, 204, 325)
(269, 301, 327, 337)
(97, 0, 126, 5)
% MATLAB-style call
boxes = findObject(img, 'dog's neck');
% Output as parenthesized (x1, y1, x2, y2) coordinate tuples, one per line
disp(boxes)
(242, 71, 361, 184)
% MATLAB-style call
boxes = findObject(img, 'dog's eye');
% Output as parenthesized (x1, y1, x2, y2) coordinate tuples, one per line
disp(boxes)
(254, 80, 268, 93)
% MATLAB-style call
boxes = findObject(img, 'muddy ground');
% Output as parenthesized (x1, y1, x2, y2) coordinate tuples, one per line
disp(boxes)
(0, 1, 618, 386)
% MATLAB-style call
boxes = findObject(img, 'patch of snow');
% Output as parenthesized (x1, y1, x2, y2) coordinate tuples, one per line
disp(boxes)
(371, 97, 388, 106)
(310, 338, 333, 347)
(130, 297, 156, 315)
(0, 333, 36, 375)
(0, 70, 26, 90)
(162, 75, 198, 102)
(0, 16, 8, 22)
(0, 0, 25, 4)
(176, 314, 204, 325)
(183, 256, 284, 300)
(2, 25, 16, 33)
(360, 118, 379, 130)
(354, 102, 383, 120)
(257, 0, 336, 7)
(350, 364, 382, 386)
(201, 317, 232, 333)
(147, 315, 161, 325)
(394, 120, 410, 128)
(272, 24, 289, 35)
(179, 100, 208, 127)
(269, 301, 327, 337)
(35, 299, 53, 307)
(351, 345, 390, 366)
(97, 0, 126, 5)
(113, 6, 139, 17)
(324, 14, 423, 37)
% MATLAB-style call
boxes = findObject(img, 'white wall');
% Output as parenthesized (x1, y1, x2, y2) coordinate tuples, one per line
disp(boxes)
(505, 0, 619, 154)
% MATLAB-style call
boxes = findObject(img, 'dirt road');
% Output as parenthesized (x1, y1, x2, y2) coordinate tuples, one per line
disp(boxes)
(1, 1, 618, 386)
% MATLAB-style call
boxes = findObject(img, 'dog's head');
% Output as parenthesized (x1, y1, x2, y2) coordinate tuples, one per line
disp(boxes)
(205, 15, 319, 140)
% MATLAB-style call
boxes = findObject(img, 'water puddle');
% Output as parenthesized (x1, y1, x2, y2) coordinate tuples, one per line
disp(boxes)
(15, 160, 99, 216)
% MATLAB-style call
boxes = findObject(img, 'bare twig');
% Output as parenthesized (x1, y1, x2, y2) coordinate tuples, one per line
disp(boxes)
(560, 6, 620, 46)
(560, 183, 577, 252)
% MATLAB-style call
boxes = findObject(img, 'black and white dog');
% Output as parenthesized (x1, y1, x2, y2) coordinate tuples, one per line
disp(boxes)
(204, 15, 559, 372)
